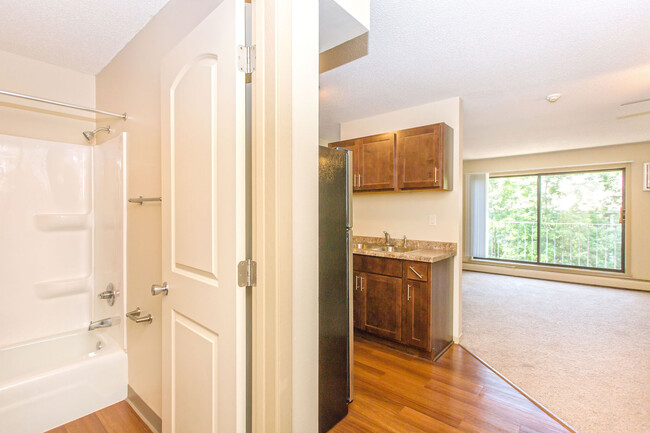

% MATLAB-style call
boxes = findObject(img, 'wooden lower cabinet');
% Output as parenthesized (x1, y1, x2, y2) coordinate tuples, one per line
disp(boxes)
(361, 272, 402, 342)
(403, 279, 430, 350)
(353, 254, 453, 361)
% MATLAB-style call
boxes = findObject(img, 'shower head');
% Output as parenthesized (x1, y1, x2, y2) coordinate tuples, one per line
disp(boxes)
(82, 126, 111, 142)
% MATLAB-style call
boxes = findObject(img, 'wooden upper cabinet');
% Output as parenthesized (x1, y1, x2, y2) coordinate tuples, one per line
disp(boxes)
(397, 123, 453, 191)
(357, 133, 396, 191)
(329, 123, 452, 193)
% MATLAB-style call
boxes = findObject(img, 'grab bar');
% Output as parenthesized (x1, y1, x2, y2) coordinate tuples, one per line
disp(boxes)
(128, 196, 162, 205)
(126, 307, 153, 324)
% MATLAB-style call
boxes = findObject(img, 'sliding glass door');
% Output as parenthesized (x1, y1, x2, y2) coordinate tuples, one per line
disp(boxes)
(482, 168, 625, 272)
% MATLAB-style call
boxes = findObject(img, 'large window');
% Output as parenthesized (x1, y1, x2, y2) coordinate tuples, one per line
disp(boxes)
(480, 169, 625, 272)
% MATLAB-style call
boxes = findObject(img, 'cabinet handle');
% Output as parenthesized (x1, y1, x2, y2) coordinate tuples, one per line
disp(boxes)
(360, 276, 365, 291)
(355, 275, 359, 291)
(408, 266, 423, 279)
(407, 284, 411, 301)
(434, 167, 438, 183)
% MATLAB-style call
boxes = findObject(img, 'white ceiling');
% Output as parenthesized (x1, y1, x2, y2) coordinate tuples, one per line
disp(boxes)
(319, 0, 650, 159)
(0, 0, 171, 75)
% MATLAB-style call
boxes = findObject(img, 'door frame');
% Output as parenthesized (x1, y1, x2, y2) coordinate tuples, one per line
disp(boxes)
(250, 0, 319, 432)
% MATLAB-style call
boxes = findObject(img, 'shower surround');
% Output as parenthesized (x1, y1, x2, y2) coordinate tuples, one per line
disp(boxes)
(0, 132, 127, 432)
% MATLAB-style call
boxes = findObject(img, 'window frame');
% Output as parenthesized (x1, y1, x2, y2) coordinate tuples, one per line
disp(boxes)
(474, 166, 627, 274)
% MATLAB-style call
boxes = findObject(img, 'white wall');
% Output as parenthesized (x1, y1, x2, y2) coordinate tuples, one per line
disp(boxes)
(0, 49, 95, 144)
(340, 98, 464, 339)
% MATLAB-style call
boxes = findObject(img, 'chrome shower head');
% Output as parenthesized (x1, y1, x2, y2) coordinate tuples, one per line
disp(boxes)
(82, 126, 111, 142)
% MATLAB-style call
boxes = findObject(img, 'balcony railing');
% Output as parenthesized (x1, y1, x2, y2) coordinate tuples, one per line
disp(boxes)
(487, 221, 622, 270)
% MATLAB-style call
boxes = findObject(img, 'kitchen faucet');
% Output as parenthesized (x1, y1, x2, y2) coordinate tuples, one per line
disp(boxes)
(383, 231, 391, 245)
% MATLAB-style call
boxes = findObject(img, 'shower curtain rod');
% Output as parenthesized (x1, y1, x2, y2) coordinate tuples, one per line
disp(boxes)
(0, 89, 127, 120)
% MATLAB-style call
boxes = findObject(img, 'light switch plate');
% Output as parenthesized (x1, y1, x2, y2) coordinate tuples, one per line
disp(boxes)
(428, 215, 437, 226)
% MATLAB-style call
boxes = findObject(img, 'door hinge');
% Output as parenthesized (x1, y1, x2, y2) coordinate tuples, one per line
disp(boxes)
(237, 45, 256, 74)
(238, 259, 257, 287)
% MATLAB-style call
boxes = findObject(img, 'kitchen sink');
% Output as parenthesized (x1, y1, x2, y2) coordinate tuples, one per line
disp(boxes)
(353, 243, 415, 253)
(373, 245, 414, 252)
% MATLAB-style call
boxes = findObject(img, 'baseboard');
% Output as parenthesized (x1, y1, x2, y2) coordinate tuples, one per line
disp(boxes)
(127, 386, 162, 433)
(463, 262, 650, 292)
(459, 345, 580, 433)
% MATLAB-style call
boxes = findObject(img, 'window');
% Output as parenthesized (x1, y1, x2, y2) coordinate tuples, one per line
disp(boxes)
(478, 168, 625, 272)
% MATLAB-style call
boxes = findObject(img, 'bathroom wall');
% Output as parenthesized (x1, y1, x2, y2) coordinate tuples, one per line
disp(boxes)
(96, 0, 223, 417)
(0, 134, 92, 347)
(0, 49, 95, 143)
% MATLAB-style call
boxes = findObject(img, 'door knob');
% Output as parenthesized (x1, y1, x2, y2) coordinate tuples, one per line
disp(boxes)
(151, 282, 169, 296)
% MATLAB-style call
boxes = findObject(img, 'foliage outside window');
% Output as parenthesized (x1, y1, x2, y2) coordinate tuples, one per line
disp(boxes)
(481, 169, 624, 272)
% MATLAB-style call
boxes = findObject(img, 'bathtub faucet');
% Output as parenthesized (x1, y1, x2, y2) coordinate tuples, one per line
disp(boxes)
(88, 317, 113, 331)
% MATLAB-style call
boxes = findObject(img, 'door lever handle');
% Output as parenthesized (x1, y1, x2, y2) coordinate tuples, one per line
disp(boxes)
(151, 282, 169, 296)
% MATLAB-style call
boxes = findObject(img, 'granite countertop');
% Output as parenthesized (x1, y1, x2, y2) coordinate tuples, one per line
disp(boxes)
(353, 236, 457, 264)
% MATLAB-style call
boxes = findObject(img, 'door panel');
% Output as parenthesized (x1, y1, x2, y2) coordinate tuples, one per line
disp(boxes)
(358, 133, 395, 191)
(363, 273, 401, 341)
(397, 124, 441, 189)
(161, 1, 246, 432)
(172, 58, 219, 280)
(403, 279, 430, 350)
(172, 311, 219, 433)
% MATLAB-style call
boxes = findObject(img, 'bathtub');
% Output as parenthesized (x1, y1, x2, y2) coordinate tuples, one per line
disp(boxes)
(0, 329, 127, 433)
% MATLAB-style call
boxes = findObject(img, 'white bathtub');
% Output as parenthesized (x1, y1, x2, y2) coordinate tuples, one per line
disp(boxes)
(0, 329, 127, 433)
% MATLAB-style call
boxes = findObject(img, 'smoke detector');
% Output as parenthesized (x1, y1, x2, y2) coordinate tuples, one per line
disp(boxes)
(546, 93, 562, 103)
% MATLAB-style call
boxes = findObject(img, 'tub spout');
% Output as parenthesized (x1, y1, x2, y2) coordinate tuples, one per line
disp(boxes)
(88, 317, 113, 331)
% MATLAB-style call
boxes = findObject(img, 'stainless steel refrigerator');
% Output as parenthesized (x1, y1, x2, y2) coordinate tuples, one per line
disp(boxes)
(318, 145, 353, 433)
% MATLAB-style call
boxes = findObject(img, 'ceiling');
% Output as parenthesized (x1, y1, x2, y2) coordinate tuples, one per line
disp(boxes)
(319, 0, 650, 159)
(0, 0, 171, 75)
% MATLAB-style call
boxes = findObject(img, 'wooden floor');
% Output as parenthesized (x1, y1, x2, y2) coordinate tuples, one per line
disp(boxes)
(46, 401, 152, 433)
(47, 338, 572, 433)
(331, 337, 574, 433)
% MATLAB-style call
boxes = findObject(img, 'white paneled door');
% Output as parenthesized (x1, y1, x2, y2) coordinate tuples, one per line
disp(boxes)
(161, 1, 246, 432)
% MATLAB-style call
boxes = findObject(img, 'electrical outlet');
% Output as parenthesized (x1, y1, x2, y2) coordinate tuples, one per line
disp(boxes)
(428, 215, 437, 226)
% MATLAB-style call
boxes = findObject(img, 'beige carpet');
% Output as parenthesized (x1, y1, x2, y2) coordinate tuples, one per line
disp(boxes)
(461, 271, 650, 433)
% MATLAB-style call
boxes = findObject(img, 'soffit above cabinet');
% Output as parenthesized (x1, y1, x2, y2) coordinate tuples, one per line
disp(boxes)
(320, 0, 370, 53)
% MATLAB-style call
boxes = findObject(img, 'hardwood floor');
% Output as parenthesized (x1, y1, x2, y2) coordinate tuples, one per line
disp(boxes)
(331, 337, 574, 433)
(46, 401, 152, 433)
(46, 339, 572, 433)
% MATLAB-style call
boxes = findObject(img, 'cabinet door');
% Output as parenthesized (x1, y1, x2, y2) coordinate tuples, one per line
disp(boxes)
(403, 279, 430, 350)
(329, 139, 360, 191)
(362, 273, 402, 341)
(353, 271, 366, 330)
(397, 124, 442, 190)
(358, 133, 396, 191)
